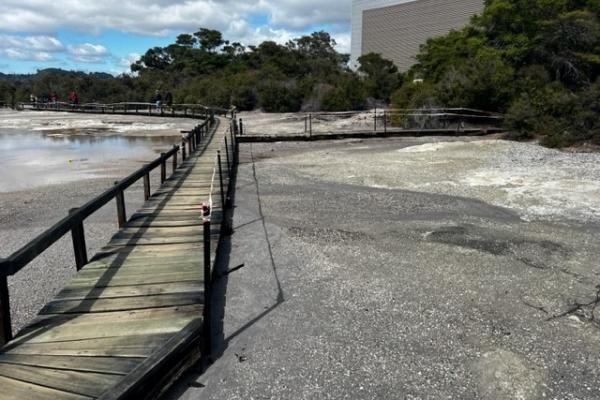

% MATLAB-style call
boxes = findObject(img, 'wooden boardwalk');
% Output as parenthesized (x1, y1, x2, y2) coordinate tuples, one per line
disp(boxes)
(0, 118, 232, 399)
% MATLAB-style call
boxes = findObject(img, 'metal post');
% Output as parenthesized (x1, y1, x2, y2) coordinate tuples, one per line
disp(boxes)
(384, 111, 387, 133)
(239, 118, 243, 136)
(172, 145, 178, 172)
(309, 114, 312, 136)
(69, 209, 88, 270)
(230, 129, 237, 168)
(160, 154, 167, 184)
(305, 115, 308, 133)
(202, 219, 212, 354)
(182, 139, 187, 161)
(0, 271, 12, 345)
(374, 107, 377, 132)
(217, 152, 226, 212)
(187, 136, 192, 155)
(115, 182, 126, 228)
(224, 137, 231, 174)
(143, 173, 151, 201)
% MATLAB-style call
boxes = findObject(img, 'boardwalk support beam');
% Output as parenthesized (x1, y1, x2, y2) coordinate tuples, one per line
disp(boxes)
(115, 182, 127, 228)
(143, 173, 151, 201)
(69, 208, 88, 271)
(203, 219, 212, 355)
(160, 154, 167, 184)
(0, 268, 12, 345)
(217, 152, 226, 212)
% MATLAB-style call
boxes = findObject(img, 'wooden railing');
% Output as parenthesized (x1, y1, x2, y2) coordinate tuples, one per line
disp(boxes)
(16, 101, 233, 119)
(0, 110, 226, 345)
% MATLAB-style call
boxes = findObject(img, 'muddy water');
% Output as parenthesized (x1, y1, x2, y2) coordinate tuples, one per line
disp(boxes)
(0, 129, 177, 192)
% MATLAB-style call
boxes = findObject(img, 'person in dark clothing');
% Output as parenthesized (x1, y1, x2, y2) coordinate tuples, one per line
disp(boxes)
(154, 90, 162, 110)
(164, 91, 173, 109)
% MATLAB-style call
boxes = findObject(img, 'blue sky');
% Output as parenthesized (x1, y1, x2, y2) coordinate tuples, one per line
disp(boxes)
(0, 1, 352, 75)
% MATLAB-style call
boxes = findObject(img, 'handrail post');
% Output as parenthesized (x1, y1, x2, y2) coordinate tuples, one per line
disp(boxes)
(224, 137, 231, 175)
(309, 114, 312, 136)
(202, 219, 212, 355)
(182, 139, 187, 161)
(115, 182, 126, 228)
(69, 209, 88, 271)
(143, 173, 151, 201)
(374, 107, 377, 132)
(0, 267, 12, 345)
(188, 136, 192, 155)
(239, 118, 243, 136)
(217, 152, 226, 212)
(384, 111, 387, 133)
(160, 154, 167, 184)
(172, 145, 178, 172)
(229, 129, 235, 169)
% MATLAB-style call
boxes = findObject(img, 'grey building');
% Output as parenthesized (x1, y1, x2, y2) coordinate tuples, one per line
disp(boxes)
(350, 0, 484, 71)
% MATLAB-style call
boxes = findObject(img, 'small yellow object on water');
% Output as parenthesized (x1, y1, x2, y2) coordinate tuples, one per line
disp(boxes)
(68, 159, 73, 164)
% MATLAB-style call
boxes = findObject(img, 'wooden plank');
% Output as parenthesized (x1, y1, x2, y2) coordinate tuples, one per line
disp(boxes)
(124, 219, 206, 228)
(65, 270, 202, 289)
(105, 236, 204, 246)
(117, 226, 206, 236)
(0, 354, 142, 375)
(40, 292, 204, 315)
(16, 308, 202, 344)
(76, 262, 199, 278)
(0, 363, 121, 398)
(54, 282, 203, 301)
(97, 319, 203, 400)
(0, 375, 92, 400)
(86, 253, 202, 268)
(3, 334, 170, 358)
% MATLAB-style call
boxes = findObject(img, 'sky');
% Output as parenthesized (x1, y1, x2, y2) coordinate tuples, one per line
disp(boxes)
(0, 0, 353, 75)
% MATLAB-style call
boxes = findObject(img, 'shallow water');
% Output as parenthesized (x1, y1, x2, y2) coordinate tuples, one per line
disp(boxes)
(0, 129, 176, 192)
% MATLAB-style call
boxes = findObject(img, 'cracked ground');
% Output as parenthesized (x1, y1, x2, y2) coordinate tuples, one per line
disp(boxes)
(167, 137, 600, 400)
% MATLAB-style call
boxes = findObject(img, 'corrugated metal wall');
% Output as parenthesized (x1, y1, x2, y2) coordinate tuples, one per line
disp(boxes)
(361, 0, 483, 71)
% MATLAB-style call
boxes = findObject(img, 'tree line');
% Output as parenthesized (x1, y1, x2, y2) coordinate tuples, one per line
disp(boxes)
(393, 0, 600, 147)
(0, 30, 401, 113)
(1, 0, 599, 147)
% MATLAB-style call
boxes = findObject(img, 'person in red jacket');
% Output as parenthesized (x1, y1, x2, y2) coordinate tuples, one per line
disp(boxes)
(68, 90, 79, 106)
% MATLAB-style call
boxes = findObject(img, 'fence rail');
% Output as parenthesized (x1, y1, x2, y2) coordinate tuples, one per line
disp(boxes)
(16, 101, 232, 118)
(239, 107, 503, 137)
(0, 108, 227, 345)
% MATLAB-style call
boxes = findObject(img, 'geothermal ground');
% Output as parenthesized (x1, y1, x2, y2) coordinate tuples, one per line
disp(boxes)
(167, 136, 600, 400)
(1, 111, 599, 399)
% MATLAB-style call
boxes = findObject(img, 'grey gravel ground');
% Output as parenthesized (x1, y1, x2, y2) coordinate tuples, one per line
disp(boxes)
(165, 138, 600, 400)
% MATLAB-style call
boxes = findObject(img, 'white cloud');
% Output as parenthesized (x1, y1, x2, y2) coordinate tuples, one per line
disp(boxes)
(0, 1, 352, 71)
(0, 34, 63, 61)
(67, 43, 109, 63)
(119, 52, 141, 69)
(0, 1, 351, 46)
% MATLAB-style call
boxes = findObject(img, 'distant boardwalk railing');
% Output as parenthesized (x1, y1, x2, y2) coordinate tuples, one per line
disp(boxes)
(17, 101, 233, 119)
(238, 107, 504, 140)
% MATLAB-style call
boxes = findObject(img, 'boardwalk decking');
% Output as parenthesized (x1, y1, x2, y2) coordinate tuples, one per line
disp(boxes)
(0, 118, 231, 399)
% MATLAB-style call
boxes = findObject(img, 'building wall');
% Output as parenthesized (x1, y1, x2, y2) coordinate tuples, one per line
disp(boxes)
(351, 0, 484, 71)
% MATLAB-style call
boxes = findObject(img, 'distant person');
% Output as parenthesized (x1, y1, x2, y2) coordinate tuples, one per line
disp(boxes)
(29, 93, 37, 103)
(154, 90, 162, 110)
(68, 90, 79, 106)
(50, 92, 59, 109)
(164, 91, 173, 109)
